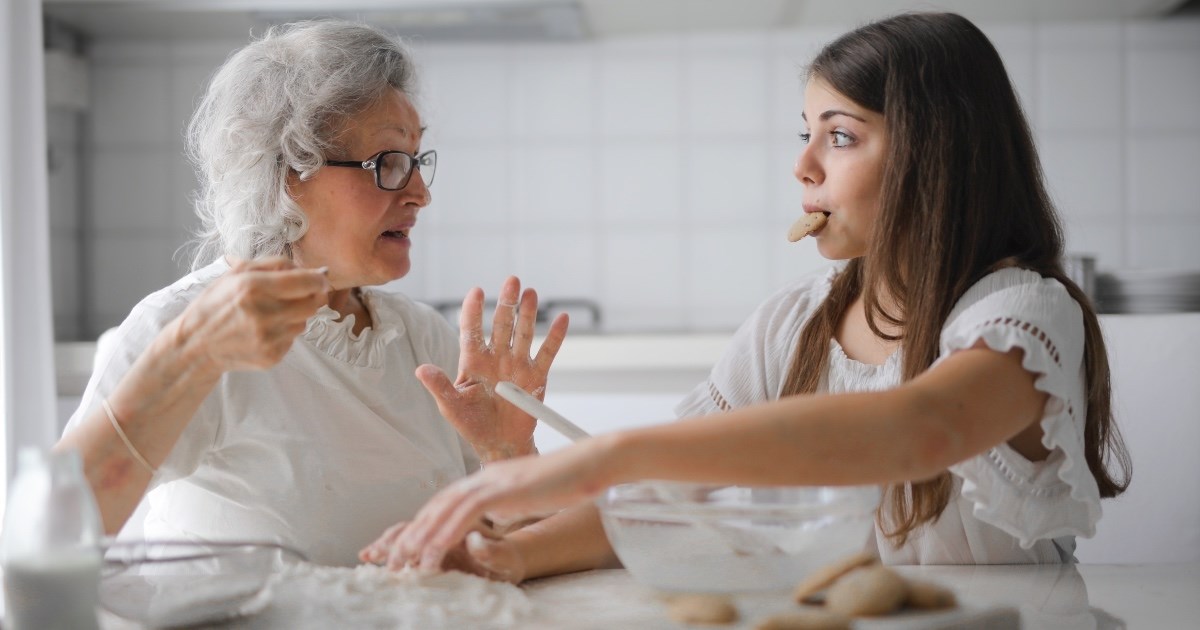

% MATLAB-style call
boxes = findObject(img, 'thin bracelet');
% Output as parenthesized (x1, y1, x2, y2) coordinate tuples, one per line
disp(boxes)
(101, 398, 156, 475)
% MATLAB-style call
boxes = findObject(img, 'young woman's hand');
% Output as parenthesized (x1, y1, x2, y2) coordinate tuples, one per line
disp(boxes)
(171, 256, 329, 373)
(416, 276, 569, 463)
(359, 521, 528, 584)
(365, 437, 615, 573)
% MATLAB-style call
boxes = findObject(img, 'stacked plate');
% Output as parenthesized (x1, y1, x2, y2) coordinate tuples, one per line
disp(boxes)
(1095, 270, 1200, 314)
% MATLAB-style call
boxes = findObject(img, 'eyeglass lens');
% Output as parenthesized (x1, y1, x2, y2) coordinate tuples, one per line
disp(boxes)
(379, 151, 436, 190)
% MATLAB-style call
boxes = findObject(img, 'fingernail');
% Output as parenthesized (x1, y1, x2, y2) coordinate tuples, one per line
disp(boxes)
(316, 266, 329, 275)
(466, 531, 489, 559)
(419, 549, 442, 572)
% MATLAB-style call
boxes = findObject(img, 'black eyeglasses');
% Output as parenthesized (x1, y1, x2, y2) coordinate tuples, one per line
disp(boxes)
(325, 150, 437, 191)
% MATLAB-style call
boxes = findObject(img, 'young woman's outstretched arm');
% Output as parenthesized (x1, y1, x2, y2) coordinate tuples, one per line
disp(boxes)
(364, 344, 1047, 571)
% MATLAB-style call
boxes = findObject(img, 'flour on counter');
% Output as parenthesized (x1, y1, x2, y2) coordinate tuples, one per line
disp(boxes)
(266, 563, 532, 629)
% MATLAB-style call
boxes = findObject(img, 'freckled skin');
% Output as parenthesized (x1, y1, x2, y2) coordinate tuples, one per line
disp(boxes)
(92, 450, 135, 492)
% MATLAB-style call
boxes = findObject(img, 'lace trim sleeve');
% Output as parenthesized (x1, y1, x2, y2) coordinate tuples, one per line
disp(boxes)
(940, 270, 1101, 548)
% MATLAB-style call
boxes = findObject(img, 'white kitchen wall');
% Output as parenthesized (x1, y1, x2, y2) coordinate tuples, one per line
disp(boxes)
(55, 16, 1200, 339)
(47, 108, 84, 339)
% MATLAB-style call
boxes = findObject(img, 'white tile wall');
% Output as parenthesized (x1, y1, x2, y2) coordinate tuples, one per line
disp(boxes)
(598, 141, 683, 227)
(169, 63, 219, 140)
(54, 16, 1200, 338)
(47, 107, 84, 340)
(45, 108, 79, 144)
(599, 38, 683, 137)
(512, 144, 596, 226)
(1129, 220, 1200, 270)
(600, 228, 684, 330)
(766, 27, 855, 135)
(1037, 48, 1124, 131)
(90, 151, 174, 230)
(425, 143, 512, 229)
(511, 227, 601, 300)
(53, 39, 198, 337)
(769, 140, 804, 224)
(47, 146, 80, 231)
(682, 34, 768, 137)
(767, 224, 830, 292)
(418, 47, 511, 142)
(508, 44, 596, 140)
(89, 63, 171, 147)
(425, 229, 514, 303)
(1128, 135, 1200, 219)
(984, 24, 1038, 121)
(89, 232, 182, 326)
(1062, 220, 1125, 264)
(685, 139, 771, 226)
(684, 227, 771, 329)
(1127, 49, 1200, 130)
(1039, 133, 1124, 220)
(50, 232, 81, 340)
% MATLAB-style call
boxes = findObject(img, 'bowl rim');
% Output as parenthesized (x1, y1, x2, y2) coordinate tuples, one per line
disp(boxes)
(600, 481, 881, 502)
(101, 538, 307, 577)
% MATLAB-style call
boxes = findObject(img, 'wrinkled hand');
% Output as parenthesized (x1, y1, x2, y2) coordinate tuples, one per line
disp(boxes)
(359, 520, 527, 584)
(171, 256, 329, 372)
(364, 438, 613, 573)
(417, 276, 569, 463)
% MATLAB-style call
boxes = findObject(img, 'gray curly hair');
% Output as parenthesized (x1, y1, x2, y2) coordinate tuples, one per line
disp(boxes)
(186, 20, 418, 269)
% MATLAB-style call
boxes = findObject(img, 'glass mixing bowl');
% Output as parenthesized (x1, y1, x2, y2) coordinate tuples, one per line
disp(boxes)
(597, 482, 880, 593)
(99, 539, 305, 627)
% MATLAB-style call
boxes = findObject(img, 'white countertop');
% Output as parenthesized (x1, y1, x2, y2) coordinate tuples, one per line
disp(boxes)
(537, 333, 730, 392)
(93, 563, 1199, 629)
(520, 564, 1200, 628)
(54, 333, 734, 396)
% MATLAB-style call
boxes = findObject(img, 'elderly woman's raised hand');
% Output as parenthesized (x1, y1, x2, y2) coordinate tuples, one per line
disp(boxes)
(172, 257, 330, 372)
(415, 276, 568, 463)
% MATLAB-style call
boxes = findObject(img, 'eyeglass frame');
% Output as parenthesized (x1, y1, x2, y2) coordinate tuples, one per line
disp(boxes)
(324, 149, 437, 191)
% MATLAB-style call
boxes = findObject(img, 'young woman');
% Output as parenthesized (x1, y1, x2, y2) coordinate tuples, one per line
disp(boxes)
(362, 12, 1131, 576)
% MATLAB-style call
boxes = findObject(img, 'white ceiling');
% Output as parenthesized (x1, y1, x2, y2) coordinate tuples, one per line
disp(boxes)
(43, 0, 1195, 41)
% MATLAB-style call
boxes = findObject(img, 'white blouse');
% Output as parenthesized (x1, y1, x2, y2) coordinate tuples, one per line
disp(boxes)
(676, 265, 1099, 564)
(64, 259, 480, 566)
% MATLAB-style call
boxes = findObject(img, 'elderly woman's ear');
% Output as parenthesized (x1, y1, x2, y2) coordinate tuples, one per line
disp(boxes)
(283, 164, 305, 197)
(279, 165, 309, 249)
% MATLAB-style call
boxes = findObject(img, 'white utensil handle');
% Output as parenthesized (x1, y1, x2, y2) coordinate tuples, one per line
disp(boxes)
(496, 382, 592, 443)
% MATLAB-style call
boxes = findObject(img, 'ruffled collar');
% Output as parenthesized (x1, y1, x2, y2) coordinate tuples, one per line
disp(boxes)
(302, 288, 404, 368)
(828, 338, 902, 375)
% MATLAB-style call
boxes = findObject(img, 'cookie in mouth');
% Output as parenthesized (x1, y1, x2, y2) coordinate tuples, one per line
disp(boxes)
(787, 212, 829, 242)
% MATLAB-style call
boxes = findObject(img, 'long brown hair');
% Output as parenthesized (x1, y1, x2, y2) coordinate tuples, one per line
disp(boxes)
(780, 13, 1131, 546)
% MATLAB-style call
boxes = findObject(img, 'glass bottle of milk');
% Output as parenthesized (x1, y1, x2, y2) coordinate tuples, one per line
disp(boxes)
(1, 447, 103, 630)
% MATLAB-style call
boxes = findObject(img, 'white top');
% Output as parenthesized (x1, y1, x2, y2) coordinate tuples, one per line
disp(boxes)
(65, 259, 480, 566)
(676, 265, 1100, 564)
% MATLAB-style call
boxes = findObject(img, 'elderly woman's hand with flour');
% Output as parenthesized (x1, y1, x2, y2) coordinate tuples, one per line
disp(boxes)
(418, 277, 568, 463)
(171, 256, 330, 371)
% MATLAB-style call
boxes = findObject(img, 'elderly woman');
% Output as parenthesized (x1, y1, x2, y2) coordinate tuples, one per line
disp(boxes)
(57, 20, 568, 566)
